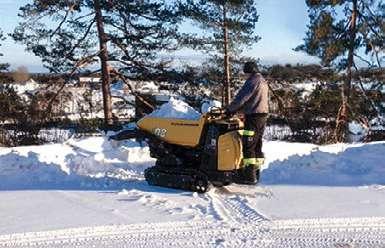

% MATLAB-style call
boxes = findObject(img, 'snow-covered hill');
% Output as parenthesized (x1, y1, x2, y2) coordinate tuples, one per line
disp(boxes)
(1, 136, 385, 247)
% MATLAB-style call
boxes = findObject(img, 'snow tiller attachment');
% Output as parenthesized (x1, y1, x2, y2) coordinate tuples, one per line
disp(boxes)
(111, 109, 263, 193)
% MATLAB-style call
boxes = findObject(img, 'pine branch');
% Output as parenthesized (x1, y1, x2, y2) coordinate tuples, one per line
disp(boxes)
(72, 11, 95, 22)
(50, 9, 70, 39)
(66, 19, 96, 56)
(353, 62, 379, 116)
(358, 9, 385, 40)
(353, 52, 373, 67)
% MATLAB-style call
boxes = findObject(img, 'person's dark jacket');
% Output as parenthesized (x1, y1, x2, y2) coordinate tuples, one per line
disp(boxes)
(227, 73, 269, 115)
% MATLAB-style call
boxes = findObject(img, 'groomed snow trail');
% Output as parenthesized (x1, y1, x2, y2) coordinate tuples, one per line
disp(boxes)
(2, 187, 385, 248)
(2, 138, 385, 247)
(2, 217, 385, 248)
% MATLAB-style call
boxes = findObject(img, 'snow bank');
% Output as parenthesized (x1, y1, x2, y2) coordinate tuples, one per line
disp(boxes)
(262, 141, 385, 186)
(1, 134, 385, 190)
(0, 136, 155, 190)
(148, 98, 201, 120)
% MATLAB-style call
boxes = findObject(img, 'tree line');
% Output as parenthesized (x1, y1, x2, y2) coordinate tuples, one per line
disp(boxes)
(0, 0, 384, 143)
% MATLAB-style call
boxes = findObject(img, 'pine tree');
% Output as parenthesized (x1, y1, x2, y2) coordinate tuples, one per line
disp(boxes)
(179, 0, 260, 105)
(296, 0, 385, 142)
(104, 0, 180, 78)
(12, 0, 180, 124)
(12, 0, 114, 124)
(94, 0, 113, 124)
(0, 29, 10, 72)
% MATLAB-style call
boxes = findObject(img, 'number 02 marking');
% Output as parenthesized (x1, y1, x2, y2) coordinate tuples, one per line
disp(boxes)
(154, 128, 167, 137)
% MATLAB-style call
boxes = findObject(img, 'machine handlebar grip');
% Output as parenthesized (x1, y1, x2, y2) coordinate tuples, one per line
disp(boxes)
(208, 107, 225, 116)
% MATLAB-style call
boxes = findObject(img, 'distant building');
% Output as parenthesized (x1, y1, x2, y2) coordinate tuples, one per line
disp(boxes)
(13, 78, 41, 94)
(78, 77, 101, 83)
(78, 77, 101, 88)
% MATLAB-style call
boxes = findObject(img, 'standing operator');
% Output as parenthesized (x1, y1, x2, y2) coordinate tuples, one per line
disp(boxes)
(225, 61, 269, 184)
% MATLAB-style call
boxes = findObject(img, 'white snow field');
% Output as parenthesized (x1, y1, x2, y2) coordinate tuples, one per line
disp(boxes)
(1, 136, 385, 247)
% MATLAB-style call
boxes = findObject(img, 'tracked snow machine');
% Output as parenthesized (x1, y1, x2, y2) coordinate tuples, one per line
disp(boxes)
(112, 108, 262, 193)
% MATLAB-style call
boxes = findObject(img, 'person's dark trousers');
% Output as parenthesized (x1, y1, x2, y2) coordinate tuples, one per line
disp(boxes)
(241, 113, 268, 183)
(243, 113, 268, 159)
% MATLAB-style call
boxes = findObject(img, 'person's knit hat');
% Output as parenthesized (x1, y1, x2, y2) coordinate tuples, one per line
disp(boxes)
(243, 61, 258, 73)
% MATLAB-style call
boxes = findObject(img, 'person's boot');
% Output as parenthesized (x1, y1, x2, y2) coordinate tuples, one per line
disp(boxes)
(242, 165, 258, 185)
(255, 158, 265, 182)
(234, 157, 265, 185)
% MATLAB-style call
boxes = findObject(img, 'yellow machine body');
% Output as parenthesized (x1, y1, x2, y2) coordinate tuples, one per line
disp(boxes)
(137, 114, 244, 171)
(137, 116, 207, 147)
(217, 131, 243, 171)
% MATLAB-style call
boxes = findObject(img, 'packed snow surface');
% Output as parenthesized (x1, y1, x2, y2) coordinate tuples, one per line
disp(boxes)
(148, 97, 201, 120)
(1, 137, 385, 247)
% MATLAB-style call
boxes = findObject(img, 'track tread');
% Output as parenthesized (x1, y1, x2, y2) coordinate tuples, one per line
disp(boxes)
(145, 166, 210, 193)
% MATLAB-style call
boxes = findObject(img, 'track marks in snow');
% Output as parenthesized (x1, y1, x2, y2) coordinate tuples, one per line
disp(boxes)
(118, 189, 191, 216)
(222, 194, 267, 223)
(0, 221, 225, 248)
(3, 185, 385, 247)
(198, 187, 268, 223)
(263, 217, 385, 248)
(2, 218, 385, 248)
(218, 185, 274, 198)
(117, 185, 270, 223)
(201, 190, 235, 222)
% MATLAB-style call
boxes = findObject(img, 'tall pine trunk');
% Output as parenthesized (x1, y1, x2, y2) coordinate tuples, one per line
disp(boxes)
(222, 4, 231, 106)
(335, 0, 357, 142)
(94, 0, 113, 126)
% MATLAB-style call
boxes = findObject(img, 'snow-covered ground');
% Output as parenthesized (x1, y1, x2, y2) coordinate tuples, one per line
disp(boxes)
(1, 97, 385, 247)
(1, 136, 385, 247)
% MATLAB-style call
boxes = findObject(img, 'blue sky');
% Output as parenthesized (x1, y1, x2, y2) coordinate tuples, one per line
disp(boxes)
(0, 0, 319, 72)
